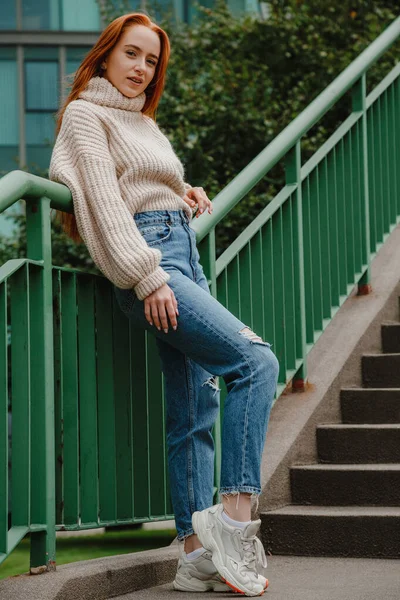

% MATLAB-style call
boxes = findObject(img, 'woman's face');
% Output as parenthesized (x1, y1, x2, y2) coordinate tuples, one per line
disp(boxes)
(101, 24, 160, 98)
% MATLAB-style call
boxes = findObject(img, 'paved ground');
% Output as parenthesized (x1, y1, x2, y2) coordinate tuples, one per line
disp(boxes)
(112, 555, 400, 600)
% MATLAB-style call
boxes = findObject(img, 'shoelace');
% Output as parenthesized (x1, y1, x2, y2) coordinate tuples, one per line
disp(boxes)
(241, 535, 268, 574)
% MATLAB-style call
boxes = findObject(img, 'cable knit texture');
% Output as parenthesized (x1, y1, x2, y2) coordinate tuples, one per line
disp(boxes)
(49, 75, 194, 300)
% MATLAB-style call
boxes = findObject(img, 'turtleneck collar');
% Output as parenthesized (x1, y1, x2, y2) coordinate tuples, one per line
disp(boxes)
(79, 75, 146, 112)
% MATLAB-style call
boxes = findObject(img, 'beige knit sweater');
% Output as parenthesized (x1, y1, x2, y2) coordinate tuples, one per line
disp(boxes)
(49, 75, 194, 300)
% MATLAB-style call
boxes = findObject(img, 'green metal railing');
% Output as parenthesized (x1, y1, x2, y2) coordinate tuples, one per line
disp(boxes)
(0, 15, 399, 573)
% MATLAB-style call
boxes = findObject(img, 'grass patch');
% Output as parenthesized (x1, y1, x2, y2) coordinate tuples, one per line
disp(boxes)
(0, 527, 176, 581)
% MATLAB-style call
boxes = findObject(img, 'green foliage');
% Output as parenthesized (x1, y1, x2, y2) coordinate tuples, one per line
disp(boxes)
(0, 0, 398, 266)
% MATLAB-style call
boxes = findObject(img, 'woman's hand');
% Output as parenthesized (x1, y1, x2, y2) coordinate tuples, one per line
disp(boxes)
(184, 186, 213, 218)
(144, 283, 179, 333)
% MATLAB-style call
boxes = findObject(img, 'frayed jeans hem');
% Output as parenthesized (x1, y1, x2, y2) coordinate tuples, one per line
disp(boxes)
(177, 528, 195, 541)
(219, 486, 261, 496)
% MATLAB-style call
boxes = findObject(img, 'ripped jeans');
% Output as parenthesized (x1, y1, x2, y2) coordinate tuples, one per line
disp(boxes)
(114, 209, 280, 540)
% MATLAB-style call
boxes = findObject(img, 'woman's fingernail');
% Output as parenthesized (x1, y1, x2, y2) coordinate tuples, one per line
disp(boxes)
(173, 325, 177, 330)
(163, 328, 168, 334)
(149, 321, 153, 326)
(157, 326, 161, 331)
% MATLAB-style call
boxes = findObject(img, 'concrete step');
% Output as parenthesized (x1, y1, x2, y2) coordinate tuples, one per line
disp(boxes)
(260, 505, 400, 558)
(340, 388, 400, 423)
(362, 353, 400, 387)
(291, 464, 400, 505)
(316, 424, 400, 462)
(382, 322, 400, 353)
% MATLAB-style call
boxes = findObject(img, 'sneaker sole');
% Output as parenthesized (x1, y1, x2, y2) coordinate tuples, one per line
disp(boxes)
(217, 576, 268, 595)
(173, 573, 231, 592)
(192, 510, 265, 597)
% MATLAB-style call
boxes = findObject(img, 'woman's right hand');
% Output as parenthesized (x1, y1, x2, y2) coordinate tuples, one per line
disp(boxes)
(144, 283, 179, 333)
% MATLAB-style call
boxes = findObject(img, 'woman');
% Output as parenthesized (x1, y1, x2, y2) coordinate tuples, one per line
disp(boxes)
(49, 12, 279, 597)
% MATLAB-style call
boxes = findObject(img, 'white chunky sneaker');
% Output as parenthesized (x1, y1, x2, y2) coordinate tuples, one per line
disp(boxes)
(173, 543, 231, 592)
(192, 503, 268, 597)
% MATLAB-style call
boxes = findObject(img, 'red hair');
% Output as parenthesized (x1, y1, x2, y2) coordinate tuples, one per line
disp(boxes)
(52, 13, 171, 244)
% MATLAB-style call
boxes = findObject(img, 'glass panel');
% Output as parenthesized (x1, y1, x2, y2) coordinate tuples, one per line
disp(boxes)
(61, 0, 100, 31)
(65, 47, 91, 95)
(187, 0, 213, 24)
(26, 145, 53, 171)
(0, 0, 17, 30)
(227, 0, 259, 16)
(0, 48, 19, 175)
(24, 47, 59, 60)
(25, 61, 58, 110)
(26, 113, 56, 145)
(22, 0, 59, 30)
(0, 148, 19, 175)
(127, 0, 177, 22)
(24, 54, 58, 171)
(66, 47, 89, 75)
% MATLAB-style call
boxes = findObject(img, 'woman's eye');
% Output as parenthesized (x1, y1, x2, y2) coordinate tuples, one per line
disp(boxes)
(148, 60, 156, 66)
(127, 51, 136, 57)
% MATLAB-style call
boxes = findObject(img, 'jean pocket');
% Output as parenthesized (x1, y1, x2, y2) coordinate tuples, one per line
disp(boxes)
(137, 221, 172, 246)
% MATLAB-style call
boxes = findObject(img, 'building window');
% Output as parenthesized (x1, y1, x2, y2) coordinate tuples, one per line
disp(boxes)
(24, 47, 58, 170)
(22, 0, 60, 30)
(0, 48, 19, 174)
(62, 0, 101, 31)
(21, 0, 101, 31)
(0, 0, 17, 30)
(66, 47, 90, 78)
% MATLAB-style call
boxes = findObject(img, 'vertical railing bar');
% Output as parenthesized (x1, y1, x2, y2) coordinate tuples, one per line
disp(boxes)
(286, 142, 307, 388)
(302, 177, 314, 344)
(328, 148, 340, 307)
(367, 105, 377, 254)
(62, 272, 80, 526)
(377, 96, 384, 244)
(395, 78, 400, 217)
(312, 167, 323, 331)
(10, 263, 30, 530)
(320, 157, 331, 318)
(146, 333, 151, 519)
(25, 196, 56, 571)
(345, 130, 355, 284)
(53, 269, 64, 527)
(388, 84, 398, 221)
(352, 75, 371, 292)
(382, 90, 390, 232)
(0, 281, 8, 554)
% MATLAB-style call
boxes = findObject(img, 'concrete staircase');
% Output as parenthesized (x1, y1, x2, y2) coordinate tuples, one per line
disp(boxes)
(260, 308, 400, 559)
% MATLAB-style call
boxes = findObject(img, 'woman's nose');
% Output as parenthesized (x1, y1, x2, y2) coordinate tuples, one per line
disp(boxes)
(135, 59, 146, 73)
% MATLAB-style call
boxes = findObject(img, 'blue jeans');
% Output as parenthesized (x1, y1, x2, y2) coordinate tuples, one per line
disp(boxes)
(114, 209, 279, 540)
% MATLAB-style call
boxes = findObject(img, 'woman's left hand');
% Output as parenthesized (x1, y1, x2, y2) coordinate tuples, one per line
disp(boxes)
(183, 187, 213, 218)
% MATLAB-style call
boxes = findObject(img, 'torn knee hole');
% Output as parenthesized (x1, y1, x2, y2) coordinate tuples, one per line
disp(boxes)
(239, 326, 269, 346)
(202, 375, 220, 392)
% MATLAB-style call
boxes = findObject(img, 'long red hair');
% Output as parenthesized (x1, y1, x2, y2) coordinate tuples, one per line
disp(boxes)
(52, 13, 171, 244)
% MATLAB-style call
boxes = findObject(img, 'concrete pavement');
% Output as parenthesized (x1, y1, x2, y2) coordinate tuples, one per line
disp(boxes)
(112, 555, 400, 600)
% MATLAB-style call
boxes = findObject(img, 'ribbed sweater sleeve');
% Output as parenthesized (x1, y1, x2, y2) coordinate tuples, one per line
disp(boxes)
(49, 103, 171, 300)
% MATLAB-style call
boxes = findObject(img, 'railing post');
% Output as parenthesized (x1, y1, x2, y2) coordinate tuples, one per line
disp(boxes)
(352, 74, 372, 295)
(25, 197, 56, 572)
(198, 230, 221, 501)
(285, 141, 308, 392)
